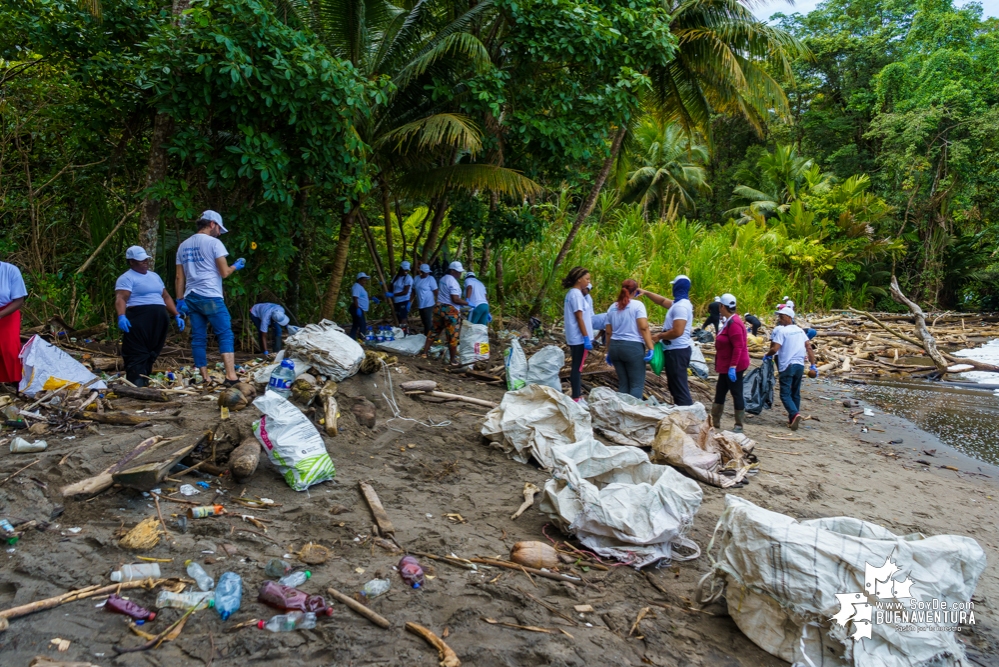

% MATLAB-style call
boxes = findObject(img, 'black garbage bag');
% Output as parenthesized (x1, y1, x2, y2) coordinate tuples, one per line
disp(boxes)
(743, 357, 775, 415)
(692, 328, 715, 344)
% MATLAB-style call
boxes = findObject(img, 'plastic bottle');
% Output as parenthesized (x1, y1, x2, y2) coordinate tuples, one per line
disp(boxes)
(155, 590, 214, 610)
(187, 505, 225, 519)
(366, 326, 374, 343)
(214, 572, 242, 620)
(185, 560, 214, 591)
(110, 563, 161, 582)
(277, 570, 311, 588)
(258, 611, 317, 632)
(268, 359, 295, 398)
(106, 594, 156, 621)
(398, 555, 424, 589)
(387, 327, 395, 342)
(257, 581, 334, 616)
(361, 579, 390, 599)
(264, 558, 293, 578)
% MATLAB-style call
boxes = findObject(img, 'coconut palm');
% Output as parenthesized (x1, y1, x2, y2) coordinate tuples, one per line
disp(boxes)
(727, 144, 833, 224)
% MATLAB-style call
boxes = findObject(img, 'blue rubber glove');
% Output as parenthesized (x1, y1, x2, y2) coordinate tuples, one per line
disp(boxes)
(643, 349, 654, 363)
(728, 367, 737, 382)
(371, 296, 381, 304)
(605, 355, 612, 366)
(762, 355, 772, 363)
(583, 335, 592, 351)
(175, 315, 185, 332)
(232, 258, 246, 270)
(385, 292, 394, 299)
(810, 363, 818, 376)
(176, 298, 187, 314)
(117, 314, 131, 333)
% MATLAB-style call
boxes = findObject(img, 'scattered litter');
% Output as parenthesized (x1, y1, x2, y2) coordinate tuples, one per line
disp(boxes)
(49, 638, 70, 652)
(362, 578, 391, 598)
(66, 527, 81, 534)
(178, 484, 199, 496)
(864, 408, 875, 416)
(295, 542, 330, 565)
(19, 335, 107, 397)
(650, 412, 758, 488)
(10, 437, 47, 453)
(118, 517, 160, 551)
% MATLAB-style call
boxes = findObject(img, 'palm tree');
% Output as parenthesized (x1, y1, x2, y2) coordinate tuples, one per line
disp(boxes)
(617, 118, 709, 221)
(727, 144, 833, 224)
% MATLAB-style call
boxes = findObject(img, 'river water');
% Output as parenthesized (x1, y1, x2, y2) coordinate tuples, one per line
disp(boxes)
(852, 340, 999, 465)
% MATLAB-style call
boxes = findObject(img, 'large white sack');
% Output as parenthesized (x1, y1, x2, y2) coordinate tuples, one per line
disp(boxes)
(526, 345, 564, 391)
(504, 338, 529, 390)
(282, 320, 364, 381)
(19, 335, 106, 397)
(253, 390, 336, 491)
(458, 320, 490, 365)
(540, 438, 702, 568)
(587, 386, 706, 447)
(377, 333, 426, 356)
(698, 495, 986, 667)
(481, 384, 590, 469)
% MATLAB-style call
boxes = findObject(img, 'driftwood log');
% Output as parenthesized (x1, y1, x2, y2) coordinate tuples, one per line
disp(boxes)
(109, 385, 169, 402)
(320, 381, 339, 436)
(405, 622, 460, 667)
(61, 436, 176, 498)
(399, 380, 498, 409)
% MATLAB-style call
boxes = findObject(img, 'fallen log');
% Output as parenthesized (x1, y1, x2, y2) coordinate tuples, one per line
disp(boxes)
(326, 587, 390, 628)
(469, 557, 583, 583)
(110, 385, 170, 402)
(889, 277, 949, 373)
(72, 410, 183, 425)
(60, 436, 178, 498)
(320, 381, 339, 437)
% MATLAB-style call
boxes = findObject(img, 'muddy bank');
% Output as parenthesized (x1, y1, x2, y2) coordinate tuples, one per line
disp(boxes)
(0, 359, 996, 667)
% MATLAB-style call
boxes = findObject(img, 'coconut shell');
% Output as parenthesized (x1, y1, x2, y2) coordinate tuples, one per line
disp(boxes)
(217, 387, 249, 411)
(229, 437, 261, 481)
(234, 381, 257, 401)
(510, 541, 559, 569)
(297, 542, 330, 565)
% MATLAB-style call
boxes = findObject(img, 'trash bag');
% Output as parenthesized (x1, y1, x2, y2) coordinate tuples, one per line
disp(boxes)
(689, 342, 709, 380)
(649, 342, 665, 376)
(587, 386, 705, 447)
(649, 411, 757, 488)
(458, 320, 490, 365)
(252, 350, 312, 384)
(282, 320, 364, 382)
(18, 335, 107, 397)
(376, 333, 426, 356)
(525, 345, 564, 391)
(504, 338, 529, 391)
(743, 357, 774, 415)
(253, 390, 336, 491)
(698, 495, 986, 667)
(692, 328, 714, 344)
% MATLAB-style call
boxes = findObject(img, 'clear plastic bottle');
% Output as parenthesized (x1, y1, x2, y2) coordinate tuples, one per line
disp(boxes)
(277, 570, 311, 588)
(398, 555, 425, 589)
(264, 558, 293, 578)
(214, 571, 242, 620)
(155, 590, 214, 610)
(110, 563, 161, 582)
(366, 326, 374, 343)
(185, 560, 214, 591)
(258, 611, 317, 632)
(267, 359, 295, 398)
(361, 578, 390, 599)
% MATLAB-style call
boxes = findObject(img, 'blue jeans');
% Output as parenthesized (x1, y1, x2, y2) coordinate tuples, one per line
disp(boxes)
(778, 364, 804, 420)
(250, 315, 283, 353)
(469, 303, 490, 325)
(186, 293, 235, 368)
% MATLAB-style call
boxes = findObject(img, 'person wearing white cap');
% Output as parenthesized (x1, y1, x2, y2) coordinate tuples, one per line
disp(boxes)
(250, 302, 291, 356)
(421, 261, 468, 364)
(703, 296, 722, 333)
(410, 264, 438, 335)
(711, 293, 750, 432)
(350, 272, 371, 341)
(115, 246, 184, 387)
(0, 260, 27, 387)
(387, 261, 414, 330)
(464, 270, 490, 325)
(648, 274, 694, 406)
(175, 210, 245, 385)
(764, 305, 817, 430)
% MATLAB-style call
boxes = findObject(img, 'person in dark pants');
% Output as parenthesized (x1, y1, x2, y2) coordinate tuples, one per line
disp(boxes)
(710, 293, 750, 432)
(411, 263, 438, 336)
(646, 275, 694, 406)
(604, 279, 654, 399)
(703, 296, 721, 332)
(350, 272, 370, 340)
(250, 302, 289, 356)
(562, 266, 593, 406)
(115, 246, 184, 387)
(743, 313, 762, 336)
(765, 306, 817, 430)
(389, 261, 414, 331)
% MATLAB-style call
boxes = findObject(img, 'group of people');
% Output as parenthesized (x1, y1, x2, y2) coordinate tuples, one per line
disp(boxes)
(562, 267, 817, 431)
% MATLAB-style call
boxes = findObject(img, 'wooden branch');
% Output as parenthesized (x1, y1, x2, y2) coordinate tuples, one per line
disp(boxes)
(469, 558, 582, 583)
(888, 277, 949, 373)
(109, 385, 169, 402)
(76, 206, 139, 275)
(359, 482, 395, 537)
(326, 587, 391, 628)
(405, 622, 460, 667)
(0, 578, 169, 620)
(511, 482, 540, 520)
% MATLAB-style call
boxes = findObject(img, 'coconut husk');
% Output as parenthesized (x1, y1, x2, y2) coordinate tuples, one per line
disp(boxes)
(296, 542, 331, 565)
(233, 382, 257, 401)
(291, 378, 318, 404)
(217, 387, 249, 412)
(119, 516, 161, 551)
(360, 350, 396, 374)
(510, 541, 559, 569)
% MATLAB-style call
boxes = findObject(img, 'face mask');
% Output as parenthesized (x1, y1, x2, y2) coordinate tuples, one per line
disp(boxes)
(587, 282, 594, 291)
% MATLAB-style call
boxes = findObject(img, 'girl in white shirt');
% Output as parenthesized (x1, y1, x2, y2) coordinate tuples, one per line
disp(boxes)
(604, 279, 655, 399)
(562, 266, 593, 404)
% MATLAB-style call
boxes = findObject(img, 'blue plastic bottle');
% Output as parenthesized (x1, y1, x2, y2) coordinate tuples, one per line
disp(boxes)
(267, 359, 295, 398)
(214, 571, 242, 620)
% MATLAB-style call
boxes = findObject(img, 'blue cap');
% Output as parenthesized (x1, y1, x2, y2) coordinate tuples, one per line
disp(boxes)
(280, 359, 295, 370)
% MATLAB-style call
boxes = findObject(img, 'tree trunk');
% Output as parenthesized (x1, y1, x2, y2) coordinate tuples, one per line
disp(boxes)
(137, 113, 174, 268)
(889, 275, 949, 373)
(320, 206, 359, 320)
(421, 195, 449, 264)
(480, 241, 490, 280)
(530, 125, 627, 318)
(394, 196, 407, 265)
(429, 223, 458, 266)
(494, 249, 504, 326)
(380, 177, 394, 275)
(357, 213, 398, 325)
(286, 190, 310, 318)
(466, 236, 474, 273)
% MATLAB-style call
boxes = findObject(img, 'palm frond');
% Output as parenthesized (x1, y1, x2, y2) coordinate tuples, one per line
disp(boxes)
(398, 164, 542, 198)
(377, 113, 483, 155)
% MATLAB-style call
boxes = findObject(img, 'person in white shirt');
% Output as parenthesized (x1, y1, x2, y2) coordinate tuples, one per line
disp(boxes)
(464, 271, 490, 325)
(587, 283, 606, 345)
(350, 273, 371, 341)
(250, 303, 290, 356)
(0, 261, 28, 386)
(410, 264, 438, 335)
(603, 279, 655, 399)
(389, 261, 414, 331)
(115, 246, 184, 387)
(562, 266, 593, 404)
(421, 261, 468, 365)
(765, 306, 817, 430)
(175, 211, 245, 385)
(644, 274, 694, 406)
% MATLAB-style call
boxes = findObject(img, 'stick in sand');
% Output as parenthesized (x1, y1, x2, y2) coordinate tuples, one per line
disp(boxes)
(405, 622, 460, 667)
(0, 578, 170, 620)
(326, 587, 390, 628)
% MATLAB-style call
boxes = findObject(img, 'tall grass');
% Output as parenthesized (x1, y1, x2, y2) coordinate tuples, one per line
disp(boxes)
(498, 205, 805, 323)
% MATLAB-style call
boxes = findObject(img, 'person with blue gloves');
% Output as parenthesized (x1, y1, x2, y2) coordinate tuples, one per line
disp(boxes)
(645, 274, 694, 406)
(175, 210, 244, 386)
(350, 272, 371, 341)
(115, 246, 184, 387)
(603, 279, 655, 399)
(765, 305, 817, 430)
(562, 266, 594, 406)
(710, 293, 750, 432)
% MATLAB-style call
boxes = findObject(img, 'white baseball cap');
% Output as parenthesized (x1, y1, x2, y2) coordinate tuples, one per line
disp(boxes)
(357, 272, 370, 280)
(276, 312, 290, 326)
(466, 271, 476, 278)
(400, 261, 411, 270)
(125, 246, 150, 261)
(419, 263, 431, 273)
(201, 210, 228, 233)
(714, 296, 721, 302)
(448, 261, 464, 273)
(670, 274, 690, 284)
(777, 306, 796, 319)
(720, 293, 736, 308)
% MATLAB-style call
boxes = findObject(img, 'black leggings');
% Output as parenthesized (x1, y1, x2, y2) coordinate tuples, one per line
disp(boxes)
(664, 346, 693, 406)
(714, 369, 746, 410)
(703, 313, 720, 332)
(349, 310, 366, 341)
(568, 344, 587, 399)
(121, 305, 169, 387)
(419, 306, 433, 335)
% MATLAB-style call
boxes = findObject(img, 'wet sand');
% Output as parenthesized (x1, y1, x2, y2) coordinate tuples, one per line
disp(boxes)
(0, 359, 996, 666)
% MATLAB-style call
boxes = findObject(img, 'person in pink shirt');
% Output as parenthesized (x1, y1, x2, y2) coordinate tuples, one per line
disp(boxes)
(711, 293, 750, 432)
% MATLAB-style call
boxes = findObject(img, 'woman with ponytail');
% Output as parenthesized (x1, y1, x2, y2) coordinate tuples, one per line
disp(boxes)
(562, 266, 594, 406)
(603, 279, 655, 398)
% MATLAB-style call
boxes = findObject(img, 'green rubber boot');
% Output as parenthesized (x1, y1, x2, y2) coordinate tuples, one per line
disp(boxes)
(733, 410, 745, 433)
(710, 403, 724, 429)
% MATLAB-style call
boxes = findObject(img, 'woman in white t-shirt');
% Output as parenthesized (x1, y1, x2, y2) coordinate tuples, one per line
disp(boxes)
(562, 266, 593, 404)
(114, 246, 184, 387)
(604, 279, 655, 399)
